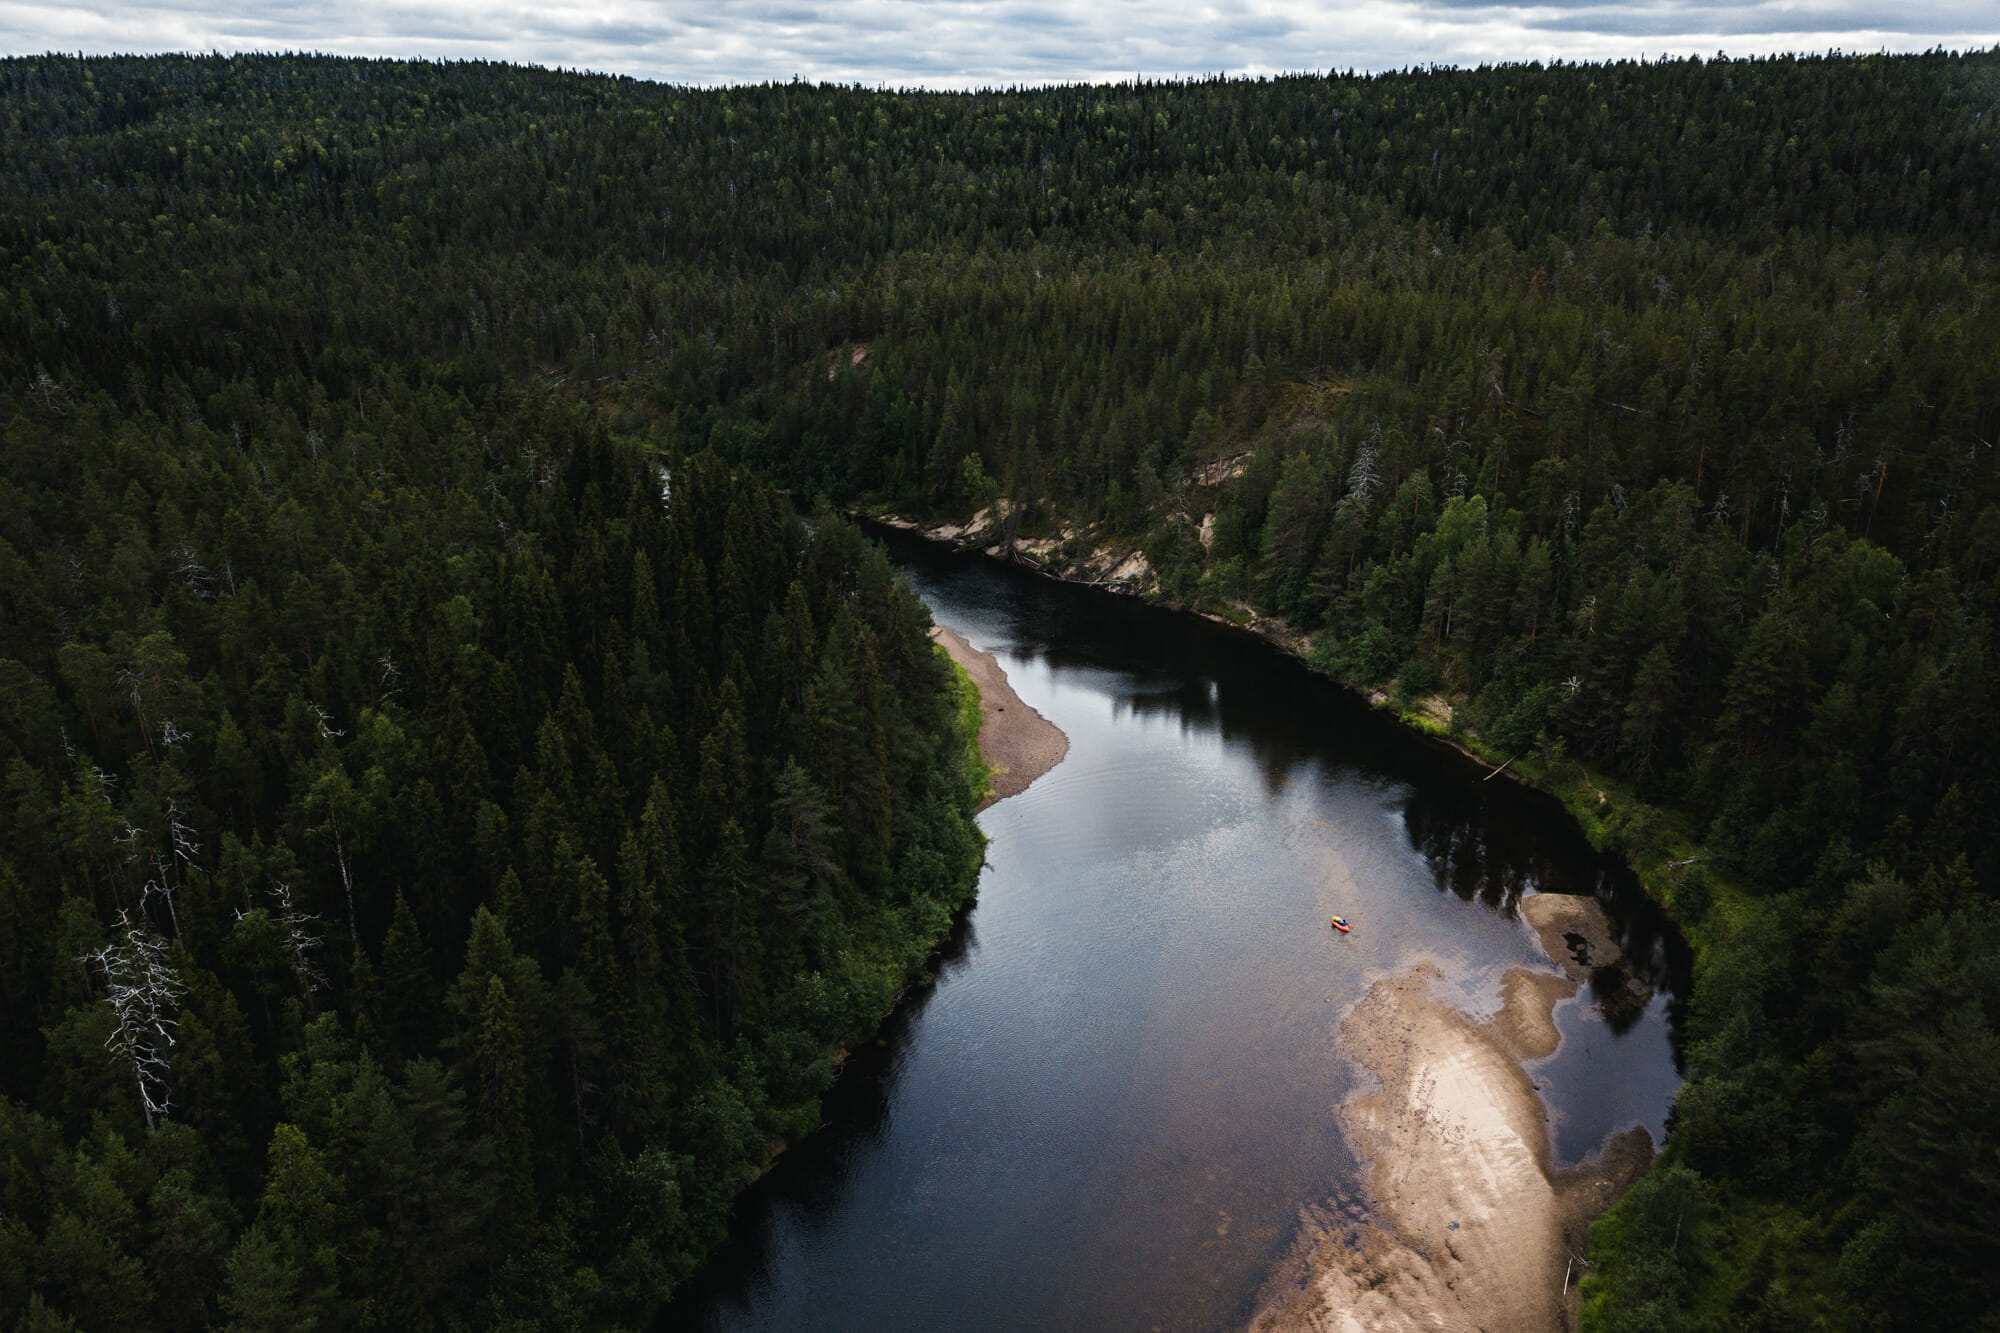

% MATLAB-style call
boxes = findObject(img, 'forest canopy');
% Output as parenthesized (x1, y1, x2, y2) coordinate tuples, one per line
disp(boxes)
(3, 46, 1999, 1329)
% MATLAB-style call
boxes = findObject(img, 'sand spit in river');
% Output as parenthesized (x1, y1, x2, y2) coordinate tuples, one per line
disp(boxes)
(930, 624, 1069, 809)
(1251, 894, 1656, 1333)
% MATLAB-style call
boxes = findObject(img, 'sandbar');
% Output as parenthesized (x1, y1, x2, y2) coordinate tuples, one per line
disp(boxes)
(1251, 895, 1655, 1333)
(930, 624, 1069, 809)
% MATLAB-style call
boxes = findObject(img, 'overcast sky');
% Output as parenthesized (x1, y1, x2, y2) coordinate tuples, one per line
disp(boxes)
(4, 0, 1995, 88)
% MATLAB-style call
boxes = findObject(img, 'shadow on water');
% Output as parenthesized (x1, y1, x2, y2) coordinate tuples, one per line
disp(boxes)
(1399, 769, 1691, 1048)
(666, 524, 1691, 1330)
(670, 902, 985, 1320)
(881, 524, 1690, 1023)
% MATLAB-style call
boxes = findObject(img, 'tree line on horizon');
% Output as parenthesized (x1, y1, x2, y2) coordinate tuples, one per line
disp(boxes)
(3, 46, 1999, 1328)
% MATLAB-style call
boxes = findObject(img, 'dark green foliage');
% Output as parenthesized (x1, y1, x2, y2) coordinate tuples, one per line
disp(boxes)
(1581, 1163, 1712, 1332)
(3, 45, 1998, 1327)
(0, 57, 988, 1312)
(0, 365, 981, 1322)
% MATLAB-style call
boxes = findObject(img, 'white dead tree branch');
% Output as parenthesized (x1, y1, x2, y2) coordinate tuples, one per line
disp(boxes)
(1345, 433, 1381, 506)
(30, 364, 70, 414)
(139, 852, 181, 942)
(116, 662, 156, 759)
(375, 653, 402, 701)
(167, 798, 200, 876)
(125, 798, 199, 940)
(306, 766, 361, 943)
(80, 910, 186, 1130)
(260, 880, 325, 1006)
(322, 810, 357, 944)
(158, 798, 199, 939)
(309, 702, 344, 743)
(169, 540, 216, 600)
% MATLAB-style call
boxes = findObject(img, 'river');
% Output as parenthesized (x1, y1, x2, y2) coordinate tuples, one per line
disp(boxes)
(670, 532, 1688, 1331)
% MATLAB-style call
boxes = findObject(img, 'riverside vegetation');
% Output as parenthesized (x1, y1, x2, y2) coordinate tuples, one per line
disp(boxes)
(3, 47, 1997, 1329)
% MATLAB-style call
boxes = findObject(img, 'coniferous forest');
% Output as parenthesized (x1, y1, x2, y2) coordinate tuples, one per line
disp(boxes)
(3, 47, 1999, 1329)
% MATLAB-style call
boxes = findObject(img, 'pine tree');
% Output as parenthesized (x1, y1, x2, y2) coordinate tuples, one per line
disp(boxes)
(377, 891, 436, 1063)
(470, 976, 536, 1263)
(697, 820, 758, 1037)
(219, 1225, 306, 1333)
(253, 1124, 344, 1312)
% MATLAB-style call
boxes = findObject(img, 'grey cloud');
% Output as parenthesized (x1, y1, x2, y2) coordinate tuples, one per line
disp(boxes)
(984, 5, 1087, 32)
(1528, 13, 1949, 38)
(707, 4, 829, 26)
(1410, 0, 1991, 17)
(1206, 17, 1302, 44)
(1411, 0, 1998, 40)
(3, 0, 1994, 88)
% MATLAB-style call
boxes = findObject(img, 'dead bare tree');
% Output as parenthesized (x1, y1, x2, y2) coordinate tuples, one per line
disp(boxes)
(166, 797, 200, 876)
(1345, 430, 1382, 506)
(139, 852, 180, 941)
(309, 702, 344, 743)
(375, 652, 402, 702)
(169, 540, 217, 599)
(125, 797, 199, 940)
(29, 364, 70, 414)
(263, 880, 325, 1009)
(80, 910, 186, 1130)
(305, 762, 361, 943)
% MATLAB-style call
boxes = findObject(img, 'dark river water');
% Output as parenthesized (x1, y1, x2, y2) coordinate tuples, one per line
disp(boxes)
(672, 533, 1688, 1332)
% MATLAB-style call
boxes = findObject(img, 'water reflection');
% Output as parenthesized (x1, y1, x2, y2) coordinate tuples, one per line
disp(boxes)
(671, 530, 1689, 1332)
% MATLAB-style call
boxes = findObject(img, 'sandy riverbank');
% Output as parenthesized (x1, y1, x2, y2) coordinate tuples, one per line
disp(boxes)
(930, 624, 1069, 810)
(1250, 895, 1655, 1333)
